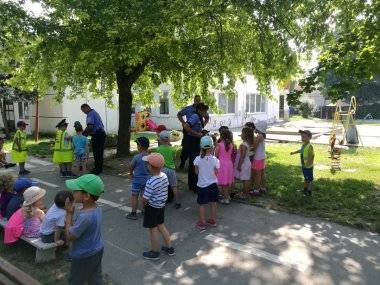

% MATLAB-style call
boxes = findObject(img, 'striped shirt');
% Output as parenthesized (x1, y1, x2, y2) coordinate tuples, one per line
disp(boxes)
(143, 173, 169, 208)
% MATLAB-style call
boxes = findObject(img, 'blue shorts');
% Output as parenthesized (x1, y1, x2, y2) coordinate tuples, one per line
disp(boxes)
(197, 183, 219, 205)
(131, 181, 146, 194)
(302, 167, 314, 182)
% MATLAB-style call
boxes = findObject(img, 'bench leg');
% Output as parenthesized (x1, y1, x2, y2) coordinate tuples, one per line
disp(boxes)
(35, 248, 56, 263)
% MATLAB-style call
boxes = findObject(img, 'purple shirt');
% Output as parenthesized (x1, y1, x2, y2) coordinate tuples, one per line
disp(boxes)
(86, 109, 104, 133)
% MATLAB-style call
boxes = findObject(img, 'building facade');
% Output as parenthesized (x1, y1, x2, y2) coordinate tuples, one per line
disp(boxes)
(1, 75, 287, 135)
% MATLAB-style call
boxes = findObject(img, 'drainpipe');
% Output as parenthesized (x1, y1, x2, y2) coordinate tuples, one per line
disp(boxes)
(34, 97, 39, 142)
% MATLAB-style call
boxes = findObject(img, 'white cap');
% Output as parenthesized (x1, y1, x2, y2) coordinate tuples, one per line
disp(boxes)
(23, 186, 46, 206)
(159, 130, 171, 141)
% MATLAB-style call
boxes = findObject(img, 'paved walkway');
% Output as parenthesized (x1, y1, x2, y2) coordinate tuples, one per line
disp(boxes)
(1, 158, 379, 285)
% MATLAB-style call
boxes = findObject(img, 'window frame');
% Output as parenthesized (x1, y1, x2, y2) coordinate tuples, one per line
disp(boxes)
(245, 93, 266, 113)
(159, 91, 170, 115)
(216, 92, 236, 114)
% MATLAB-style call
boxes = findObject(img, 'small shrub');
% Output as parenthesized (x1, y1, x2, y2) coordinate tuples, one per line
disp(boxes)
(299, 102, 312, 118)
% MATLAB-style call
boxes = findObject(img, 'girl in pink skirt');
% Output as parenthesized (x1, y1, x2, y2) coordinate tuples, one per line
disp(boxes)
(251, 121, 267, 195)
(234, 127, 254, 199)
(215, 129, 236, 204)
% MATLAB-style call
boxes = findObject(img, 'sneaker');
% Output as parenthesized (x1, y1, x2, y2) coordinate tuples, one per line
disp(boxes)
(161, 246, 175, 256)
(142, 251, 160, 260)
(126, 212, 138, 220)
(67, 172, 77, 178)
(206, 219, 217, 227)
(4, 163, 16, 169)
(250, 189, 261, 196)
(237, 193, 249, 200)
(260, 188, 267, 194)
(174, 203, 181, 209)
(196, 221, 207, 231)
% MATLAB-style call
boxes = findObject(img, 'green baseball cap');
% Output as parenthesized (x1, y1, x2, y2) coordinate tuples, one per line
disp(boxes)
(65, 174, 104, 196)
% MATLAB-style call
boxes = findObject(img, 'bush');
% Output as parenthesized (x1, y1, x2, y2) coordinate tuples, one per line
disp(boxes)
(355, 103, 380, 119)
(299, 102, 312, 118)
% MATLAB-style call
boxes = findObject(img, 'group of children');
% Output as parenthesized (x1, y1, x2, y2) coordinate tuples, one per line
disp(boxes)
(0, 118, 315, 282)
(0, 173, 106, 284)
(4, 119, 89, 177)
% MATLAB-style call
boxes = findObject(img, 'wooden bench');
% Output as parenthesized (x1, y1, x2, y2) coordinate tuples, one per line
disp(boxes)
(0, 218, 59, 263)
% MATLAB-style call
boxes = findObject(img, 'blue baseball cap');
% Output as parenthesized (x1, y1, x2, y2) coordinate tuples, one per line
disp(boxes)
(200, 135, 214, 149)
(13, 178, 39, 193)
(135, 136, 150, 148)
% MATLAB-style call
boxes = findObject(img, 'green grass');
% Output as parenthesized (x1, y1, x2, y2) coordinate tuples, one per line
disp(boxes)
(242, 143, 380, 232)
(4, 137, 54, 158)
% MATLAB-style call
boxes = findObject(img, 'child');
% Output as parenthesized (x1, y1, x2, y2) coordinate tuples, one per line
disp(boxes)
(154, 130, 181, 209)
(234, 127, 254, 199)
(244, 122, 256, 162)
(72, 121, 89, 176)
(194, 136, 220, 231)
(251, 121, 267, 195)
(141, 153, 174, 260)
(215, 129, 235, 204)
(0, 174, 15, 218)
(22, 186, 46, 238)
(53, 119, 74, 178)
(64, 174, 105, 284)
(216, 126, 229, 143)
(11, 121, 30, 175)
(5, 178, 38, 220)
(126, 137, 151, 220)
(291, 130, 315, 196)
(0, 136, 16, 169)
(40, 190, 74, 243)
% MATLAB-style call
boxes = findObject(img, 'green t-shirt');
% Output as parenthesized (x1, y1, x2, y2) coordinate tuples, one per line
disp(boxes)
(153, 145, 176, 170)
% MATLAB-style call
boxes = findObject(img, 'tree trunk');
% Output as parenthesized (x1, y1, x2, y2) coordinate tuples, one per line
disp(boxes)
(0, 99, 10, 138)
(115, 63, 147, 157)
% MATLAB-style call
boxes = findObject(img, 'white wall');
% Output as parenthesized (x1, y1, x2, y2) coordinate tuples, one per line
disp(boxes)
(300, 90, 327, 110)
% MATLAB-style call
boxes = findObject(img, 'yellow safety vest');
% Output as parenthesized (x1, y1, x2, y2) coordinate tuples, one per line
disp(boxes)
(54, 130, 72, 151)
(12, 129, 27, 152)
(53, 130, 73, 164)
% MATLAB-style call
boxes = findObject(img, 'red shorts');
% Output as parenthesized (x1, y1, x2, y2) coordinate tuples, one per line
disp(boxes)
(252, 159, 265, 170)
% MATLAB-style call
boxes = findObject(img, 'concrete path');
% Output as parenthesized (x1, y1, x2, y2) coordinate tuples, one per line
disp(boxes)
(1, 159, 379, 285)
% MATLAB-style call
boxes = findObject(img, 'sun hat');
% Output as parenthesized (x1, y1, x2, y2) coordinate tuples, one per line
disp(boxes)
(255, 120, 268, 134)
(200, 135, 214, 149)
(142, 153, 165, 168)
(23, 186, 46, 206)
(135, 136, 150, 149)
(299, 129, 312, 138)
(65, 174, 104, 197)
(158, 130, 171, 141)
(13, 178, 39, 194)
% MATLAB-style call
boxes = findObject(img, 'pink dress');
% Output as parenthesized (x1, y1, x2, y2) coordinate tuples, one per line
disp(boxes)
(217, 142, 235, 186)
(4, 208, 24, 244)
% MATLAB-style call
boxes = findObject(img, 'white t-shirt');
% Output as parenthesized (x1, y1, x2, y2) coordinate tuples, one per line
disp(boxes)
(194, 155, 220, 188)
(40, 204, 66, 235)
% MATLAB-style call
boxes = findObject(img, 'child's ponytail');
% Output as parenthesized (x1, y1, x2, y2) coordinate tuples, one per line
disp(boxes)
(200, 148, 207, 158)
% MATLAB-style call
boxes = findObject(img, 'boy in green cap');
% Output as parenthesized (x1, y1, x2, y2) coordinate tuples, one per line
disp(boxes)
(64, 174, 105, 285)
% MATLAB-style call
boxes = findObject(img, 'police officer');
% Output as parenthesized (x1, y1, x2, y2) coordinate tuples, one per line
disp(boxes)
(182, 103, 209, 192)
(81, 104, 106, 175)
(177, 96, 209, 169)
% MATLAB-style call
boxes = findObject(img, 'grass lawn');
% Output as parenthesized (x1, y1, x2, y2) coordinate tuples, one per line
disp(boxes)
(244, 143, 380, 232)
(3, 137, 54, 158)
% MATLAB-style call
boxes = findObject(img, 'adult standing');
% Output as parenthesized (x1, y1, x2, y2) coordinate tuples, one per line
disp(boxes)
(177, 95, 209, 169)
(81, 104, 106, 175)
(182, 103, 209, 192)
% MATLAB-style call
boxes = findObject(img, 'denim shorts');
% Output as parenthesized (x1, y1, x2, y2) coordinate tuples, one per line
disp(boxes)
(131, 182, 146, 194)
(162, 167, 177, 187)
(302, 167, 314, 182)
(197, 183, 219, 205)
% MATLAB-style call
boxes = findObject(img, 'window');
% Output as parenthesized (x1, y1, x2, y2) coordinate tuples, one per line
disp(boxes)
(217, 93, 236, 114)
(17, 102, 29, 119)
(159, 91, 169, 115)
(246, 93, 266, 113)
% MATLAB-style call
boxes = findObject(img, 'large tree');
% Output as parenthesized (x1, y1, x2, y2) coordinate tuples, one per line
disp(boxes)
(2, 0, 332, 155)
(287, 0, 380, 106)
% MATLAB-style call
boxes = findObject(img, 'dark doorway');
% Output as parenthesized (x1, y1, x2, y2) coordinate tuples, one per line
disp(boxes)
(279, 95, 285, 119)
(5, 101, 15, 131)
